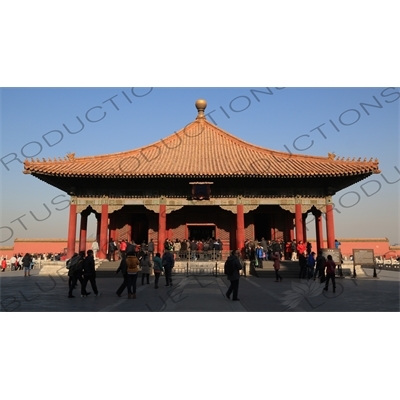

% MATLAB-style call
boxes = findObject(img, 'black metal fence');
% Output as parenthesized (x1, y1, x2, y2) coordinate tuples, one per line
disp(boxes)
(171, 256, 247, 277)
(172, 249, 229, 262)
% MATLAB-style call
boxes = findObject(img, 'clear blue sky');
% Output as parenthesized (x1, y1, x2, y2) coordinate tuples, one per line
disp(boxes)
(1, 87, 399, 245)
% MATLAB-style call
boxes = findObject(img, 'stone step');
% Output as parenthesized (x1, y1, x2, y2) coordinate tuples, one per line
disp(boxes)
(95, 260, 121, 278)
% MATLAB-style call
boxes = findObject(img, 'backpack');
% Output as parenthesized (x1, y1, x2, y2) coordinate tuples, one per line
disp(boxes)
(66, 255, 80, 271)
(224, 257, 235, 275)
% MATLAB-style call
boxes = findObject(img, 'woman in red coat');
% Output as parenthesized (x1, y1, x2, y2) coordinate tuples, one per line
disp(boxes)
(297, 241, 306, 256)
(1, 257, 7, 272)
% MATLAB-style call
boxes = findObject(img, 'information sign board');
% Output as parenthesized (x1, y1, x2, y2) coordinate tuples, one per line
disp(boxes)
(321, 248, 342, 264)
(353, 249, 375, 266)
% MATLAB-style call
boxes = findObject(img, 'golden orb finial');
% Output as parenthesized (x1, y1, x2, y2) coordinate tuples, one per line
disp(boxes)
(195, 99, 207, 119)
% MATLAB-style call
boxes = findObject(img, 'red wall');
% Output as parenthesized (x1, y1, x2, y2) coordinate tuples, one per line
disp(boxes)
(305, 239, 400, 258)
(0, 239, 96, 259)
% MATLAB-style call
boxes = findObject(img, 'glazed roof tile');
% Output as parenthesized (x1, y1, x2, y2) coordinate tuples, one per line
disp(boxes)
(23, 117, 380, 179)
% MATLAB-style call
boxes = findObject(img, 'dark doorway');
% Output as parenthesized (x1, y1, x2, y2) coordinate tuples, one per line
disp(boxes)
(131, 214, 149, 244)
(254, 213, 271, 241)
(188, 225, 215, 240)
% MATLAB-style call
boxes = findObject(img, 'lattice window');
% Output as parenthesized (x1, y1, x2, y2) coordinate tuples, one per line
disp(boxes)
(171, 224, 186, 241)
(118, 224, 130, 241)
(245, 224, 254, 241)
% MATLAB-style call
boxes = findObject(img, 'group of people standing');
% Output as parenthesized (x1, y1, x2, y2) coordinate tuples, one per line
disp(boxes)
(2, 253, 34, 276)
(297, 245, 337, 293)
(163, 238, 224, 260)
(107, 238, 156, 261)
(115, 249, 175, 299)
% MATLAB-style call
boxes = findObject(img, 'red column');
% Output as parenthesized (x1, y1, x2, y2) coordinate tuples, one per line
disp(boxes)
(109, 213, 116, 243)
(295, 203, 303, 244)
(158, 204, 166, 253)
(67, 203, 77, 258)
(315, 211, 324, 252)
(326, 203, 335, 248)
(79, 211, 88, 252)
(236, 204, 245, 251)
(98, 204, 109, 259)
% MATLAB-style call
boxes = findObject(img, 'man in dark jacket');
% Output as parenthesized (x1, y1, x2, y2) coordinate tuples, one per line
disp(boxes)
(299, 252, 307, 279)
(126, 240, 136, 254)
(225, 250, 243, 301)
(162, 250, 175, 286)
(314, 250, 326, 282)
(115, 252, 129, 296)
(68, 251, 86, 298)
(81, 250, 101, 297)
(180, 239, 188, 259)
(22, 253, 33, 277)
(108, 238, 117, 261)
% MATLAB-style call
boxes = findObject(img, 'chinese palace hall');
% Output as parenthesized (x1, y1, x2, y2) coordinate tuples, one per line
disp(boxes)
(23, 99, 381, 259)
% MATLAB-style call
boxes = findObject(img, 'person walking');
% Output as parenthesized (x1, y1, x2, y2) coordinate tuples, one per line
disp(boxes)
(256, 243, 264, 269)
(153, 252, 163, 288)
(162, 250, 175, 286)
(314, 250, 326, 282)
(126, 251, 140, 299)
(324, 255, 336, 293)
(272, 251, 283, 282)
(22, 253, 33, 277)
(68, 251, 86, 298)
(81, 249, 101, 297)
(140, 251, 152, 285)
(115, 256, 128, 297)
(298, 252, 307, 279)
(1, 257, 7, 272)
(307, 252, 316, 280)
(225, 250, 243, 301)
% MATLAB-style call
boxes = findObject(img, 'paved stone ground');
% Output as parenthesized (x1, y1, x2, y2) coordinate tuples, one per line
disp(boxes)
(0, 266, 399, 312)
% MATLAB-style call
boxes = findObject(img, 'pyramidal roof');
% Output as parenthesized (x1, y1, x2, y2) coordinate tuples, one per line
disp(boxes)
(23, 99, 380, 179)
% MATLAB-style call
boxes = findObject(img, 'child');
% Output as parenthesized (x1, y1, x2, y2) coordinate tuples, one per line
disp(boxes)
(272, 252, 282, 282)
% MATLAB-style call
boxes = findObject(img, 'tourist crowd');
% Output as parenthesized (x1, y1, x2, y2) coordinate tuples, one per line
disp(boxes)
(108, 237, 225, 261)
